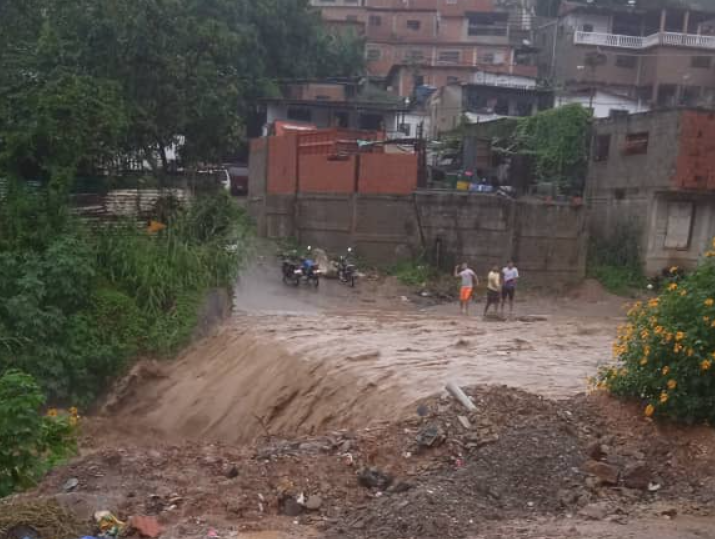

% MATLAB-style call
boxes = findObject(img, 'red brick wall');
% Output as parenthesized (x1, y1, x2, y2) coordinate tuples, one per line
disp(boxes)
(299, 154, 356, 193)
(676, 111, 715, 191)
(267, 135, 298, 194)
(359, 153, 418, 194)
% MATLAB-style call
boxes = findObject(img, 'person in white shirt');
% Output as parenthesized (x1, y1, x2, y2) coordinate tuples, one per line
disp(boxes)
(501, 260, 519, 316)
(454, 262, 479, 316)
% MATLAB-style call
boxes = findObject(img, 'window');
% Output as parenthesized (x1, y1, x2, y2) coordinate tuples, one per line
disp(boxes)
(369, 15, 381, 26)
(479, 52, 496, 64)
(657, 84, 677, 107)
(582, 23, 594, 32)
(681, 85, 702, 106)
(664, 201, 694, 250)
(615, 55, 637, 68)
(438, 50, 461, 63)
(366, 48, 381, 61)
(691, 56, 712, 69)
(406, 20, 421, 31)
(399, 123, 411, 136)
(623, 132, 649, 155)
(593, 134, 611, 161)
(287, 107, 312, 122)
(446, 76, 460, 84)
(414, 74, 425, 86)
(467, 12, 508, 37)
(405, 49, 425, 62)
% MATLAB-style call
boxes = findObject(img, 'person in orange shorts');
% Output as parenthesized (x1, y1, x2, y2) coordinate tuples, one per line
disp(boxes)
(454, 262, 479, 315)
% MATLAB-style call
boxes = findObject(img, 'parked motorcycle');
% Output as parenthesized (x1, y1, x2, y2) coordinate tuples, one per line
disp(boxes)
(337, 247, 357, 287)
(281, 253, 301, 286)
(280, 248, 320, 287)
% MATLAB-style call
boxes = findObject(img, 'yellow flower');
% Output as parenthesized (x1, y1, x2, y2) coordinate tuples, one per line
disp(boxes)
(668, 282, 678, 291)
(680, 290, 687, 297)
(660, 392, 669, 404)
(674, 343, 683, 353)
(662, 366, 670, 375)
(706, 250, 715, 258)
(640, 358, 648, 366)
(687, 348, 695, 357)
(675, 331, 685, 342)
(69, 406, 79, 417)
(670, 266, 679, 274)
(648, 299, 660, 309)
(46, 408, 58, 418)
(705, 299, 714, 307)
(711, 320, 715, 328)
(644, 345, 651, 357)
(667, 379, 677, 390)
(645, 404, 655, 417)
(701, 360, 712, 371)
(640, 329, 650, 339)
(654, 326, 665, 335)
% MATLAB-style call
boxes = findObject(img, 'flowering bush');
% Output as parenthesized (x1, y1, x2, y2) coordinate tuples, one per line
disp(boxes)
(0, 370, 78, 497)
(597, 240, 715, 423)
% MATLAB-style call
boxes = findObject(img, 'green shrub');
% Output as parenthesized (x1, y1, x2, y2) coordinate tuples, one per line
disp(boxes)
(588, 222, 646, 295)
(0, 189, 253, 404)
(0, 370, 77, 497)
(389, 259, 435, 287)
(597, 242, 715, 423)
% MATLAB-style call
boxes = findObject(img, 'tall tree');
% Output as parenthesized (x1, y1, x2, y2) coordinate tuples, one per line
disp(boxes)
(0, 0, 364, 189)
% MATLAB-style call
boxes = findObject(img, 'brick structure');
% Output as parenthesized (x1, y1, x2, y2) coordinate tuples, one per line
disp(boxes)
(586, 108, 715, 275)
(537, 0, 715, 109)
(310, 0, 538, 97)
(250, 128, 420, 196)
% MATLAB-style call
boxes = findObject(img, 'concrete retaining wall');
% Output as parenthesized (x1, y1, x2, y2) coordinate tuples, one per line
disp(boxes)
(251, 190, 587, 285)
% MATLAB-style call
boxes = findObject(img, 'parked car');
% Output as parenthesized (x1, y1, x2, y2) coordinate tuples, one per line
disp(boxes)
(226, 164, 249, 196)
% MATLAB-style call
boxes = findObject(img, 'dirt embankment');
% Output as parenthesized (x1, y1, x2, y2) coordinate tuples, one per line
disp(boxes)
(28, 386, 715, 539)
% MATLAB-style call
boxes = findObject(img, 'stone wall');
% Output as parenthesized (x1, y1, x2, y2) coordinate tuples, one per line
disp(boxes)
(249, 191, 587, 285)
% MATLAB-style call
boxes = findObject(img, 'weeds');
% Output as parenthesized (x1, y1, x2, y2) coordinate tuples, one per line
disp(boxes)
(588, 222, 646, 295)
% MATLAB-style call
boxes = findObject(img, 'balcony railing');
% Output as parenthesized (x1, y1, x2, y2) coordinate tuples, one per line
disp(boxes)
(574, 30, 715, 50)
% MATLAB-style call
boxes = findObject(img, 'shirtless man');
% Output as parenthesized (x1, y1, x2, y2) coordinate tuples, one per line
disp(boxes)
(454, 263, 479, 315)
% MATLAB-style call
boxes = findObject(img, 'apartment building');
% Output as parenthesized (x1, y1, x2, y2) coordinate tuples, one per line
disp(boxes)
(310, 0, 538, 96)
(539, 0, 715, 109)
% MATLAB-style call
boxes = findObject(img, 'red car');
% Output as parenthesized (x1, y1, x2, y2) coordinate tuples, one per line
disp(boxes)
(226, 164, 249, 196)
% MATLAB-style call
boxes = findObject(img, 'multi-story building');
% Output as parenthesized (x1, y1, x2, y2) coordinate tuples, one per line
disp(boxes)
(587, 108, 715, 274)
(311, 0, 539, 97)
(539, 0, 715, 109)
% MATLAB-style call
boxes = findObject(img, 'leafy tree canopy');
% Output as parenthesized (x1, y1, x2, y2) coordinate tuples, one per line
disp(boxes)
(0, 0, 364, 188)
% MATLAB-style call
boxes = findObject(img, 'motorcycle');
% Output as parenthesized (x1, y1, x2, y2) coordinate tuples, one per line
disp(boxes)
(337, 247, 357, 287)
(281, 254, 301, 286)
(281, 248, 320, 287)
(293, 259, 321, 287)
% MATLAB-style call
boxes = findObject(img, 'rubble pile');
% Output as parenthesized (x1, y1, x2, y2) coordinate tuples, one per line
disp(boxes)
(15, 387, 715, 539)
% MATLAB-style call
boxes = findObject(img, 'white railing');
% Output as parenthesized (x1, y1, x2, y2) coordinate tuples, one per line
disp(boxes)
(574, 30, 715, 50)
(574, 31, 644, 49)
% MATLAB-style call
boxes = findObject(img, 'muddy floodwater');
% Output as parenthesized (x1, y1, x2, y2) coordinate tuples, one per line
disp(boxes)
(111, 257, 624, 444)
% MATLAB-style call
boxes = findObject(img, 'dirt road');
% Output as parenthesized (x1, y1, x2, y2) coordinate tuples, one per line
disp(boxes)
(109, 257, 623, 444)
